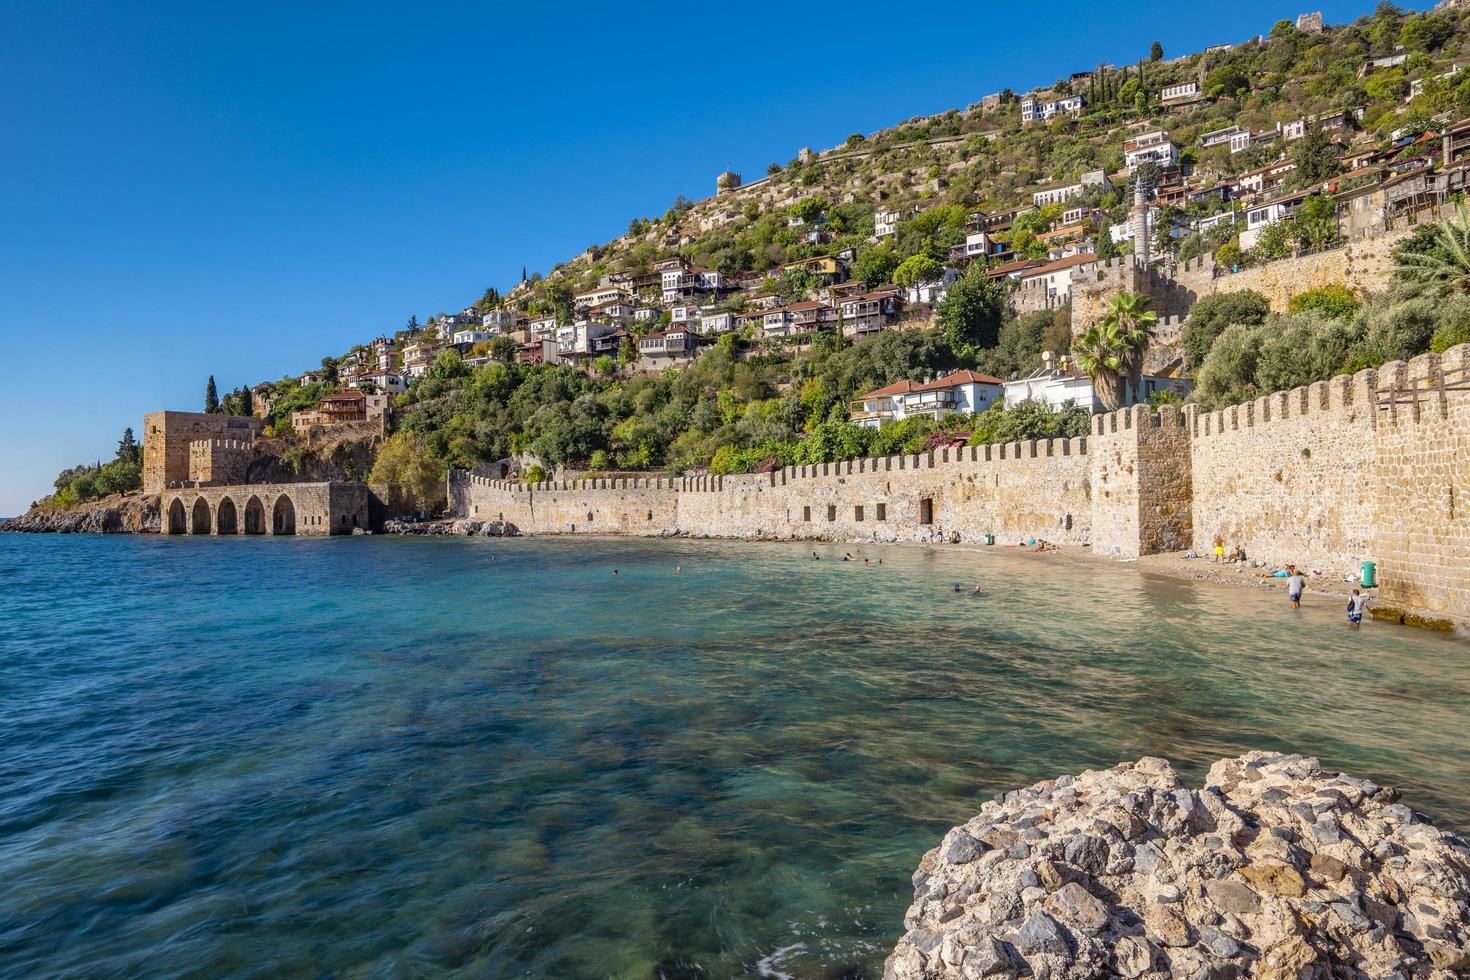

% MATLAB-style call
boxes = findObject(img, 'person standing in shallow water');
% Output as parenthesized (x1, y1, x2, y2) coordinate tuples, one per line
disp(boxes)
(1347, 589, 1369, 628)
(1286, 565, 1306, 608)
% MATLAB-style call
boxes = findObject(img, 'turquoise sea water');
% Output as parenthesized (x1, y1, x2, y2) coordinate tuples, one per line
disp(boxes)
(1, 534, 1467, 978)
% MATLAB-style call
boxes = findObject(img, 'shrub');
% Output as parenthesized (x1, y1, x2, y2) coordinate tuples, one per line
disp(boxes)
(1181, 290, 1271, 370)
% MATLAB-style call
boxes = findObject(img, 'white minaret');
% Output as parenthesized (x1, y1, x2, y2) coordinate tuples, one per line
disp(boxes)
(1130, 175, 1151, 266)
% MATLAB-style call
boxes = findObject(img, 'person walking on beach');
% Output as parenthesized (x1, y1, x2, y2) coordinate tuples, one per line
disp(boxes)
(1214, 534, 1225, 563)
(1286, 565, 1305, 608)
(1347, 589, 1369, 628)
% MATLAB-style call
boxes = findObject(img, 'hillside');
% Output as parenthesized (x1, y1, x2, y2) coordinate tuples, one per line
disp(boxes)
(31, 1, 1470, 514)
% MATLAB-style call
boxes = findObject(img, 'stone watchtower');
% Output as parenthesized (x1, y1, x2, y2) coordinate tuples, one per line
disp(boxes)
(143, 411, 263, 491)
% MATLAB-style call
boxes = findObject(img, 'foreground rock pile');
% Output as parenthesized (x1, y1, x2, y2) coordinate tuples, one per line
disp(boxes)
(886, 752, 1470, 979)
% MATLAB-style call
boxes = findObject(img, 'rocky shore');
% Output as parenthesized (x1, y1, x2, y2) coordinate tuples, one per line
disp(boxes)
(887, 752, 1470, 979)
(0, 493, 159, 533)
(382, 518, 521, 537)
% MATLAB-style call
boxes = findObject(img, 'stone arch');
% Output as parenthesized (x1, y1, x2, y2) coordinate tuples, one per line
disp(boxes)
(244, 496, 266, 535)
(191, 497, 211, 535)
(217, 497, 238, 535)
(272, 494, 296, 535)
(167, 497, 187, 535)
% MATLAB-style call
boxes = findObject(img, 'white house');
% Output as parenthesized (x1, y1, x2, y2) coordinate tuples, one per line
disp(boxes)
(481, 309, 519, 333)
(1161, 81, 1201, 104)
(1229, 130, 1255, 154)
(905, 267, 960, 306)
(875, 208, 901, 239)
(1021, 94, 1085, 123)
(1199, 125, 1245, 148)
(453, 328, 493, 346)
(1239, 188, 1314, 249)
(1015, 252, 1097, 303)
(1123, 130, 1180, 172)
(349, 372, 406, 395)
(1003, 354, 1190, 411)
(527, 315, 559, 339)
(1031, 169, 1111, 207)
(849, 370, 1004, 428)
(574, 285, 631, 310)
(700, 311, 735, 335)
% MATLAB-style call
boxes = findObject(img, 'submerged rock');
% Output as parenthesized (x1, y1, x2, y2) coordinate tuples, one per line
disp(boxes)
(885, 752, 1470, 979)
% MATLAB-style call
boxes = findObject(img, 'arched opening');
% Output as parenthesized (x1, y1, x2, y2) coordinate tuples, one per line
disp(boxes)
(217, 498, 238, 535)
(244, 496, 265, 535)
(272, 494, 296, 535)
(167, 498, 187, 535)
(191, 497, 212, 535)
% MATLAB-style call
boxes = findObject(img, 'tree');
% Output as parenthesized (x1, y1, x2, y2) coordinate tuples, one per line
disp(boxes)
(1102, 292, 1158, 403)
(1393, 203, 1470, 296)
(1292, 125, 1341, 187)
(407, 314, 419, 333)
(1292, 194, 1338, 250)
(893, 254, 943, 290)
(1072, 321, 1128, 411)
(1181, 290, 1271, 370)
(491, 335, 519, 363)
(1149, 40, 1163, 62)
(854, 246, 899, 286)
(117, 428, 141, 466)
(204, 376, 219, 413)
(936, 266, 1006, 356)
(320, 356, 339, 382)
(369, 432, 447, 515)
(1288, 284, 1359, 320)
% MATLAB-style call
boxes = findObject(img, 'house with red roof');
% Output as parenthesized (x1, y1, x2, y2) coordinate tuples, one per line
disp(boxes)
(849, 370, 1005, 428)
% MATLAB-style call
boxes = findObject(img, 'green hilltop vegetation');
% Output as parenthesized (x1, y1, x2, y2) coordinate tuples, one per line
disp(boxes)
(33, 3, 1470, 510)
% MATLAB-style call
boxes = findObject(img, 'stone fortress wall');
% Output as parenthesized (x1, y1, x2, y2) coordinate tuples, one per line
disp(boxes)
(187, 439, 253, 486)
(143, 411, 263, 491)
(455, 346, 1470, 629)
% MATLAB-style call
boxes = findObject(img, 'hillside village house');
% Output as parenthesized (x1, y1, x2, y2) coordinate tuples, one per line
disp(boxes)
(1198, 124, 1246, 149)
(637, 326, 702, 370)
(527, 314, 559, 338)
(1237, 159, 1297, 196)
(874, 207, 902, 239)
(1003, 354, 1190, 412)
(839, 289, 902, 337)
(402, 341, 443, 378)
(1016, 252, 1097, 303)
(481, 309, 519, 333)
(904, 267, 959, 306)
(1123, 130, 1180, 172)
(1160, 81, 1201, 105)
(1240, 186, 1318, 248)
(349, 371, 406, 396)
(1031, 169, 1112, 208)
(779, 255, 848, 285)
(1020, 94, 1085, 122)
(700, 311, 735, 335)
(452, 328, 493, 348)
(762, 301, 835, 338)
(574, 285, 630, 310)
(658, 258, 725, 302)
(516, 339, 560, 366)
(1230, 130, 1257, 154)
(849, 370, 1004, 428)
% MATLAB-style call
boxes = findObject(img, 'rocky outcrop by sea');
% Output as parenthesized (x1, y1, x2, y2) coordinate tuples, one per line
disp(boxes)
(886, 752, 1470, 979)
(382, 518, 520, 537)
(0, 494, 160, 533)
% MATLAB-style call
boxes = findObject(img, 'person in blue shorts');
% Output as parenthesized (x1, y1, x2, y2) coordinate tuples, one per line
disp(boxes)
(1286, 565, 1305, 608)
(1347, 589, 1368, 628)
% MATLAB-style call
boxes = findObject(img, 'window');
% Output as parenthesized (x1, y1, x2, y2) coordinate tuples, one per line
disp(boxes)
(876, 503, 886, 522)
(803, 506, 811, 522)
(827, 505, 836, 522)
(854, 505, 864, 522)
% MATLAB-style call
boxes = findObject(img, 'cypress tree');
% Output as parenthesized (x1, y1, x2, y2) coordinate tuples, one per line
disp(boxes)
(205, 375, 219, 413)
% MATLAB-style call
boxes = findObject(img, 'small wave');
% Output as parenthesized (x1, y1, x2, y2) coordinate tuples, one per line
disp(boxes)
(754, 943, 805, 979)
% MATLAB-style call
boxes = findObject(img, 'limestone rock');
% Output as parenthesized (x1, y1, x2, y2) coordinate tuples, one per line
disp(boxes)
(885, 752, 1470, 979)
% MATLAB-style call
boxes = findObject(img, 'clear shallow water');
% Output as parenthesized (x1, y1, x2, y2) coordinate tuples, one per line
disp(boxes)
(0, 534, 1467, 979)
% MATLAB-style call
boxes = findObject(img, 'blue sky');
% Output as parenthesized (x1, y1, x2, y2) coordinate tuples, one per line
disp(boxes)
(0, 0, 1398, 514)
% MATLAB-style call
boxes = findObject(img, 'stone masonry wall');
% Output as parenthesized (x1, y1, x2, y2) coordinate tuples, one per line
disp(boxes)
(188, 439, 252, 486)
(1371, 347, 1470, 629)
(1185, 370, 1380, 580)
(452, 345, 1470, 628)
(143, 411, 262, 492)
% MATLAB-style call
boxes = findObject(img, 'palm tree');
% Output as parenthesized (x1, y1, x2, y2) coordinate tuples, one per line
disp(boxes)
(1394, 203, 1470, 296)
(1072, 321, 1128, 412)
(1102, 291, 1158, 406)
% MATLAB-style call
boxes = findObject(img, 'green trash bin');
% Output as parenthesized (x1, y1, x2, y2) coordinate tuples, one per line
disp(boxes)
(1362, 561, 1377, 588)
(983, 533, 995, 546)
